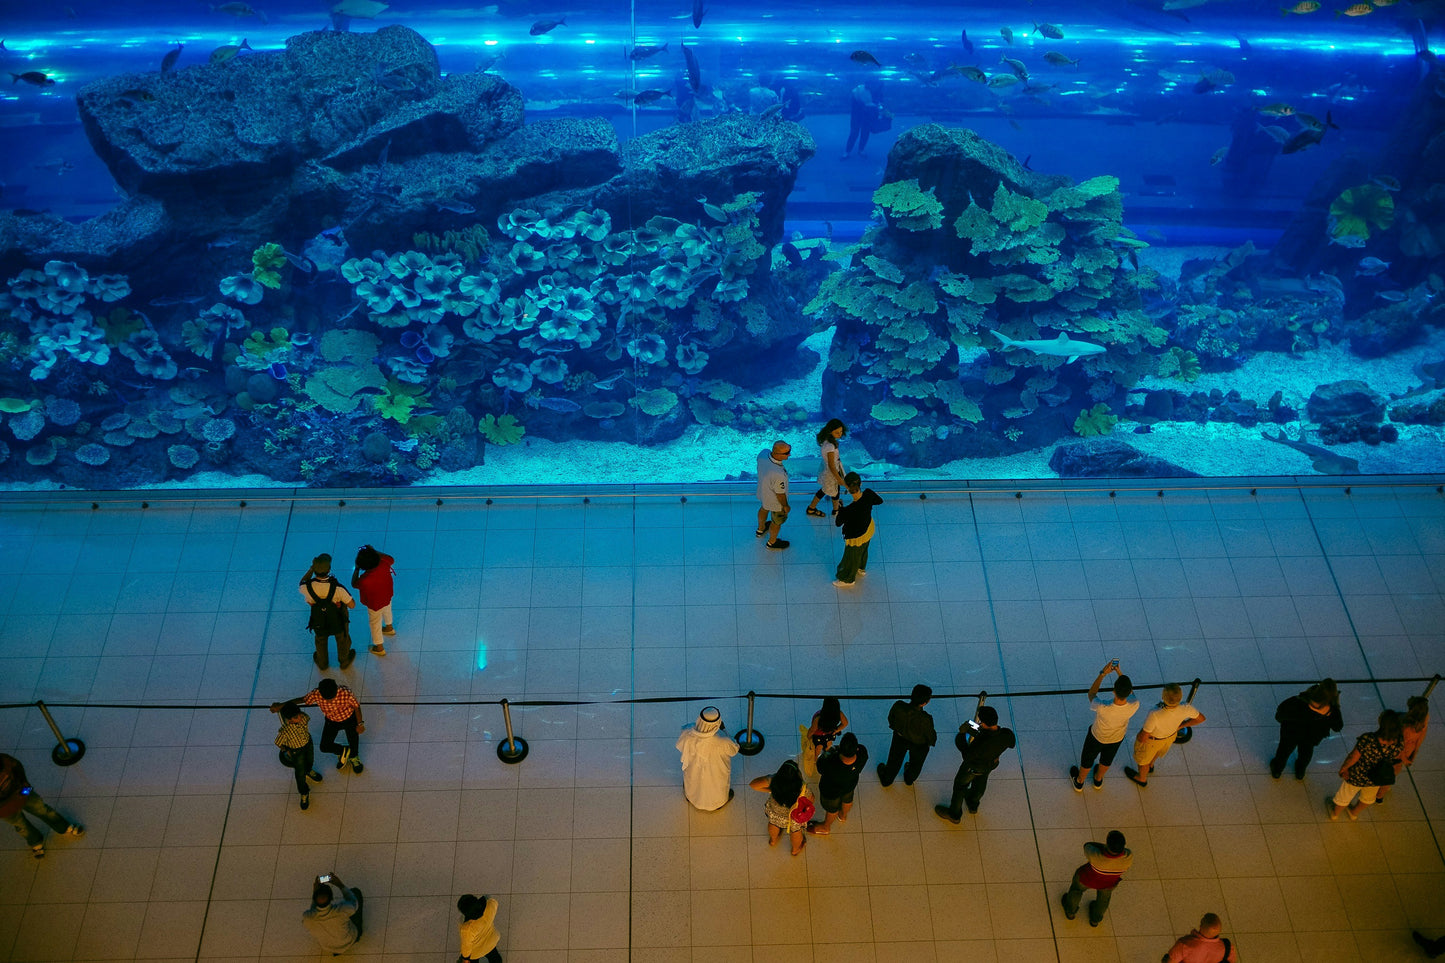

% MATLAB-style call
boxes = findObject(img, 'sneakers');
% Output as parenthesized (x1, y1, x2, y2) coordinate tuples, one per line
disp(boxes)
(350, 758, 364, 774)
(307, 770, 323, 782)
(934, 804, 961, 825)
(1269, 763, 1284, 779)
(832, 579, 855, 587)
(1070, 766, 1084, 792)
(766, 539, 790, 550)
(300, 794, 310, 811)
(966, 801, 979, 815)
(31, 844, 44, 859)
(382, 625, 396, 636)
(369, 644, 387, 655)
(337, 747, 351, 770)
(63, 824, 85, 838)
(876, 763, 893, 788)
(857, 569, 867, 576)
(338, 650, 356, 670)
(1060, 893, 1076, 921)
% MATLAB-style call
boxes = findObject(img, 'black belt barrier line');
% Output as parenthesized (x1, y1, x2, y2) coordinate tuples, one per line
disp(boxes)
(5, 675, 1439, 714)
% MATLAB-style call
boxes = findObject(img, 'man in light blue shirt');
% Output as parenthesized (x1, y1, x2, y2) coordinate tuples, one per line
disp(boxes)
(755, 440, 792, 550)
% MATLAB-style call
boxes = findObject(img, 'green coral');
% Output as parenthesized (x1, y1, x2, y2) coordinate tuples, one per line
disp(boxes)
(631, 387, 679, 416)
(863, 255, 904, 283)
(251, 243, 286, 290)
(412, 225, 491, 262)
(873, 179, 945, 231)
(373, 379, 430, 425)
(479, 413, 525, 445)
(990, 183, 1049, 233)
(303, 363, 387, 414)
(1329, 185, 1394, 241)
(870, 398, 920, 425)
(1157, 346, 1201, 382)
(320, 329, 380, 363)
(1073, 403, 1118, 437)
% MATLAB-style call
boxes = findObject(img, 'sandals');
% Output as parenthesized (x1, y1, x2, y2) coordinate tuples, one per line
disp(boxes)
(806, 507, 826, 517)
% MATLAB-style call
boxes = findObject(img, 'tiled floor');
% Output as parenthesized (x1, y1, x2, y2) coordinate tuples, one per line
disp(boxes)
(0, 482, 1442, 962)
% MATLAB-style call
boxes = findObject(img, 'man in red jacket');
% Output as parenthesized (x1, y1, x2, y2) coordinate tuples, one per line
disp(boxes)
(352, 544, 397, 656)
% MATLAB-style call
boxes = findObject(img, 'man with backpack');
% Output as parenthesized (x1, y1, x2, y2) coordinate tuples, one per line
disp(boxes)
(1163, 912, 1237, 962)
(300, 554, 356, 670)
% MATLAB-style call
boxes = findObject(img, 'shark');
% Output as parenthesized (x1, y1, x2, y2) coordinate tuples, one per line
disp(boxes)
(989, 330, 1106, 364)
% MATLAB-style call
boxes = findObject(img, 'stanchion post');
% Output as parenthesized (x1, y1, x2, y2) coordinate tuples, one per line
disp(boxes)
(1173, 678, 1204, 745)
(1425, 675, 1440, 698)
(974, 690, 988, 720)
(36, 700, 86, 767)
(735, 690, 765, 755)
(495, 698, 529, 764)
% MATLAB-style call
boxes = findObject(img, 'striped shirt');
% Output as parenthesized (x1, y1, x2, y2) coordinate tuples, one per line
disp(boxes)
(302, 687, 361, 722)
(275, 714, 312, 750)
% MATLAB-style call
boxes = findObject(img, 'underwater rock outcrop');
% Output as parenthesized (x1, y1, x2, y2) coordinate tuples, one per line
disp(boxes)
(1048, 438, 1199, 479)
(813, 124, 1163, 467)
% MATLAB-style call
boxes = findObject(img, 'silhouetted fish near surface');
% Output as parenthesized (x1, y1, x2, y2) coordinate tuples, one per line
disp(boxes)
(1043, 52, 1078, 67)
(435, 200, 476, 215)
(33, 158, 73, 173)
(530, 17, 566, 35)
(211, 2, 267, 24)
(1262, 431, 1358, 474)
(1281, 126, 1325, 153)
(951, 64, 987, 83)
(209, 39, 251, 63)
(1294, 111, 1338, 133)
(692, 0, 706, 29)
(682, 44, 701, 92)
(10, 71, 54, 86)
(629, 42, 668, 61)
(850, 50, 881, 67)
(1032, 21, 1064, 39)
(1000, 26, 1013, 45)
(161, 43, 183, 74)
(960, 29, 973, 54)
(622, 88, 671, 104)
(332, 0, 387, 17)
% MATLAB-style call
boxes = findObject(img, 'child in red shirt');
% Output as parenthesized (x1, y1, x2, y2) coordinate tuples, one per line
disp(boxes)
(352, 545, 396, 655)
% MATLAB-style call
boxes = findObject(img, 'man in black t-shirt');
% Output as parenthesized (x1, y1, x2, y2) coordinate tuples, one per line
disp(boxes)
(808, 733, 869, 835)
(833, 472, 883, 586)
(935, 705, 1016, 822)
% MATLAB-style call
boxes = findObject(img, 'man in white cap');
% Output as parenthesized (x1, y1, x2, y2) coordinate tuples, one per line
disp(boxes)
(676, 706, 739, 811)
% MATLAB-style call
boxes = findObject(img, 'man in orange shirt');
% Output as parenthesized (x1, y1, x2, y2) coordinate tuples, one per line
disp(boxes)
(1163, 913, 1238, 962)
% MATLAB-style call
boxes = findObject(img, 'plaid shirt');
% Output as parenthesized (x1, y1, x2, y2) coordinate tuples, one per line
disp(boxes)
(274, 714, 312, 750)
(302, 687, 361, 722)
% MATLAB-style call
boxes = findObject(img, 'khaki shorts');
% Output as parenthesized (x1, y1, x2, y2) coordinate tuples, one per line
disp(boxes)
(1334, 781, 1379, 807)
(1132, 733, 1177, 766)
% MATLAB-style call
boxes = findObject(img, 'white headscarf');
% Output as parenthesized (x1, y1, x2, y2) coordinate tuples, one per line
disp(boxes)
(694, 706, 722, 734)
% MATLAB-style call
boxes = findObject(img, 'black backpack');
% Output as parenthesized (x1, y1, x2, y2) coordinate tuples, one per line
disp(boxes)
(305, 578, 349, 634)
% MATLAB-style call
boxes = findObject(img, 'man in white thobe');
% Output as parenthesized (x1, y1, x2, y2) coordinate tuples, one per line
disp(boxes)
(676, 706, 738, 811)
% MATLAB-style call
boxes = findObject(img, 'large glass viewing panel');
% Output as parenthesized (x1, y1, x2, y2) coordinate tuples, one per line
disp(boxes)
(0, 1, 1441, 490)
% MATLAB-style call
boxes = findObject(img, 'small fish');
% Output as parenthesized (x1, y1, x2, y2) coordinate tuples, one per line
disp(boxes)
(117, 87, 156, 103)
(1370, 173, 1400, 191)
(987, 74, 1019, 88)
(692, 0, 706, 28)
(1280, 1, 1321, 12)
(1328, 231, 1367, 248)
(1355, 256, 1390, 276)
(1000, 55, 1028, 81)
(960, 29, 973, 55)
(1257, 102, 1294, 117)
(279, 248, 314, 272)
(160, 43, 183, 74)
(210, 2, 266, 23)
(628, 42, 668, 61)
(697, 196, 728, 221)
(530, 17, 566, 35)
(10, 71, 54, 86)
(760, 102, 783, 119)
(535, 396, 581, 412)
(1193, 68, 1233, 94)
(1257, 123, 1290, 144)
(903, 52, 928, 69)
(475, 52, 503, 72)
(1032, 21, 1064, 39)
(1210, 146, 1228, 165)
(207, 235, 242, 249)
(435, 200, 477, 215)
(209, 39, 252, 63)
(0, 40, 6, 51)
(331, 0, 388, 16)
(1295, 111, 1339, 132)
(627, 88, 672, 104)
(1336, 3, 1372, 16)
(953, 64, 988, 83)
(1262, 431, 1358, 475)
(1281, 127, 1325, 153)
(33, 158, 73, 173)
(1043, 52, 1078, 67)
(780, 242, 803, 267)
(1234, 33, 1252, 55)
(682, 43, 700, 92)
(1000, 26, 1013, 45)
(850, 50, 881, 67)
(1375, 289, 1407, 302)
(149, 294, 207, 307)
(857, 373, 887, 386)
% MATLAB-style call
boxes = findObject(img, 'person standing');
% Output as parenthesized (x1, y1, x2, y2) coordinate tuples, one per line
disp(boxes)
(934, 705, 1016, 822)
(1379, 695, 1429, 802)
(805, 697, 849, 762)
(1125, 683, 1205, 787)
(272, 679, 367, 774)
(300, 554, 356, 671)
(302, 873, 363, 954)
(755, 440, 792, 550)
(1071, 661, 1138, 791)
(805, 419, 847, 518)
(675, 706, 739, 811)
(351, 544, 396, 656)
(457, 893, 503, 963)
(1270, 679, 1343, 780)
(841, 78, 885, 159)
(1162, 913, 1238, 962)
(0, 752, 84, 858)
(274, 702, 323, 811)
(809, 732, 868, 835)
(1328, 709, 1404, 821)
(1061, 830, 1132, 927)
(833, 472, 882, 587)
(877, 683, 937, 787)
(749, 759, 814, 855)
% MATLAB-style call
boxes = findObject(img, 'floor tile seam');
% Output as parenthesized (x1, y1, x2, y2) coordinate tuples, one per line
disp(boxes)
(964, 493, 1064, 957)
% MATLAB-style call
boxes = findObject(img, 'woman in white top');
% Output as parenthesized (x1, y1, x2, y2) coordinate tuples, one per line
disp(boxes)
(806, 419, 848, 518)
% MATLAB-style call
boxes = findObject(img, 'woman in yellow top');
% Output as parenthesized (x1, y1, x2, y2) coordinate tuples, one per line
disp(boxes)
(457, 894, 502, 962)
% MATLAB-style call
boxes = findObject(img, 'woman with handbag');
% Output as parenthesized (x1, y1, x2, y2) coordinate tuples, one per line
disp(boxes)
(1377, 696, 1429, 803)
(1328, 709, 1404, 821)
(750, 759, 815, 855)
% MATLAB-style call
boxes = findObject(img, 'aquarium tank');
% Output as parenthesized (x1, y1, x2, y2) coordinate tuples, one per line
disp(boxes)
(0, 0, 1442, 489)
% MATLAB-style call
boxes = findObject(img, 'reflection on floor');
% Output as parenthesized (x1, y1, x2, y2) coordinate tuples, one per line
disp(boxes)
(0, 484, 1442, 962)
